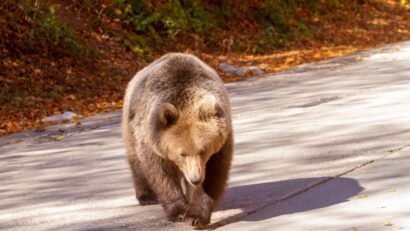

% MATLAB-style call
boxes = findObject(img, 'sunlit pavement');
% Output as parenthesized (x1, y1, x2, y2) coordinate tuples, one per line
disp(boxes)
(219, 148, 410, 231)
(1, 41, 410, 230)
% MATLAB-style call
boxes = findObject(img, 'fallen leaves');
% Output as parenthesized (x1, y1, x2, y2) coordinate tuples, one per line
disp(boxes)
(55, 135, 65, 141)
(354, 194, 368, 199)
(392, 226, 404, 230)
(211, 45, 361, 83)
(1, 0, 410, 136)
(384, 221, 393, 227)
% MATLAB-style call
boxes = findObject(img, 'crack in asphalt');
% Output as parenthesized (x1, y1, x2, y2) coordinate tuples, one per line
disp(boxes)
(289, 96, 342, 108)
(207, 144, 410, 230)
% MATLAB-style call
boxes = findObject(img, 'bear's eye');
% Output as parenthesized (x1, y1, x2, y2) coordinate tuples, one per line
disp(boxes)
(215, 105, 224, 118)
(199, 150, 205, 156)
(181, 153, 188, 158)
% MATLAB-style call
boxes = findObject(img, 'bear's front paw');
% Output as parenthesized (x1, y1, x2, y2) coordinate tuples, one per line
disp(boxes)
(137, 194, 158, 206)
(182, 205, 211, 228)
(182, 191, 214, 227)
(163, 199, 187, 222)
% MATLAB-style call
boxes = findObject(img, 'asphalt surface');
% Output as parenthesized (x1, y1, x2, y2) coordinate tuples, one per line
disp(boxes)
(1, 41, 410, 230)
(220, 147, 410, 231)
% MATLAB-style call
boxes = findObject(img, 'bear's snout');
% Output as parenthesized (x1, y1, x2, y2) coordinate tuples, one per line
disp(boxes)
(189, 177, 202, 186)
(181, 155, 204, 187)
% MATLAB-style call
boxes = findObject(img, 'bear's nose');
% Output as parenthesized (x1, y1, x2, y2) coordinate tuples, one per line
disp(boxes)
(190, 178, 202, 186)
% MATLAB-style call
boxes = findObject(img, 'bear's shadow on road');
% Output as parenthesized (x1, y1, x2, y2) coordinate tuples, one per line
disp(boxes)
(210, 177, 363, 228)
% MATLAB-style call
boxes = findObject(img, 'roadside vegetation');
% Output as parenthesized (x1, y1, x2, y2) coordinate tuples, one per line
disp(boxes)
(1, 0, 409, 135)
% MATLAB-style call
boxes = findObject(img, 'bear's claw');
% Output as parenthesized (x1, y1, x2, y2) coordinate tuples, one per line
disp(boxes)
(163, 199, 187, 222)
(182, 215, 209, 228)
(182, 207, 210, 227)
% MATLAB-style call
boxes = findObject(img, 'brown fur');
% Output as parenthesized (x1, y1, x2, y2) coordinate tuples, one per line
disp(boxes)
(122, 53, 233, 227)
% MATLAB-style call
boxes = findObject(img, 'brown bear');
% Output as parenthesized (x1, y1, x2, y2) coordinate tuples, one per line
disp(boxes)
(122, 53, 233, 227)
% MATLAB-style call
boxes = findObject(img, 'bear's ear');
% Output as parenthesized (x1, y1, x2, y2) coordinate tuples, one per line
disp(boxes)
(150, 103, 179, 134)
(158, 103, 179, 128)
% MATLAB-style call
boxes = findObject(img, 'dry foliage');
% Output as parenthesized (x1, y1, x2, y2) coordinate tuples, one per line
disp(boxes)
(0, 0, 409, 136)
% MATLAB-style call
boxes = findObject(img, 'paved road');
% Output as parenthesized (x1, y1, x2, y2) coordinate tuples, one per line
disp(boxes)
(1, 41, 410, 230)
(220, 147, 410, 231)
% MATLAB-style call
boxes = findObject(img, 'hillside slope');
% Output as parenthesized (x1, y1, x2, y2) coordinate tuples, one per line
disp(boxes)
(0, 0, 409, 135)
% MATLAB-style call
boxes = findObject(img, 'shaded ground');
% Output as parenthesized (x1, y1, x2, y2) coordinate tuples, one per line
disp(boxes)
(1, 41, 410, 230)
(220, 148, 410, 231)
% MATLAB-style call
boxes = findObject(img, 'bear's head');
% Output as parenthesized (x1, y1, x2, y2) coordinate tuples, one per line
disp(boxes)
(149, 94, 229, 187)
